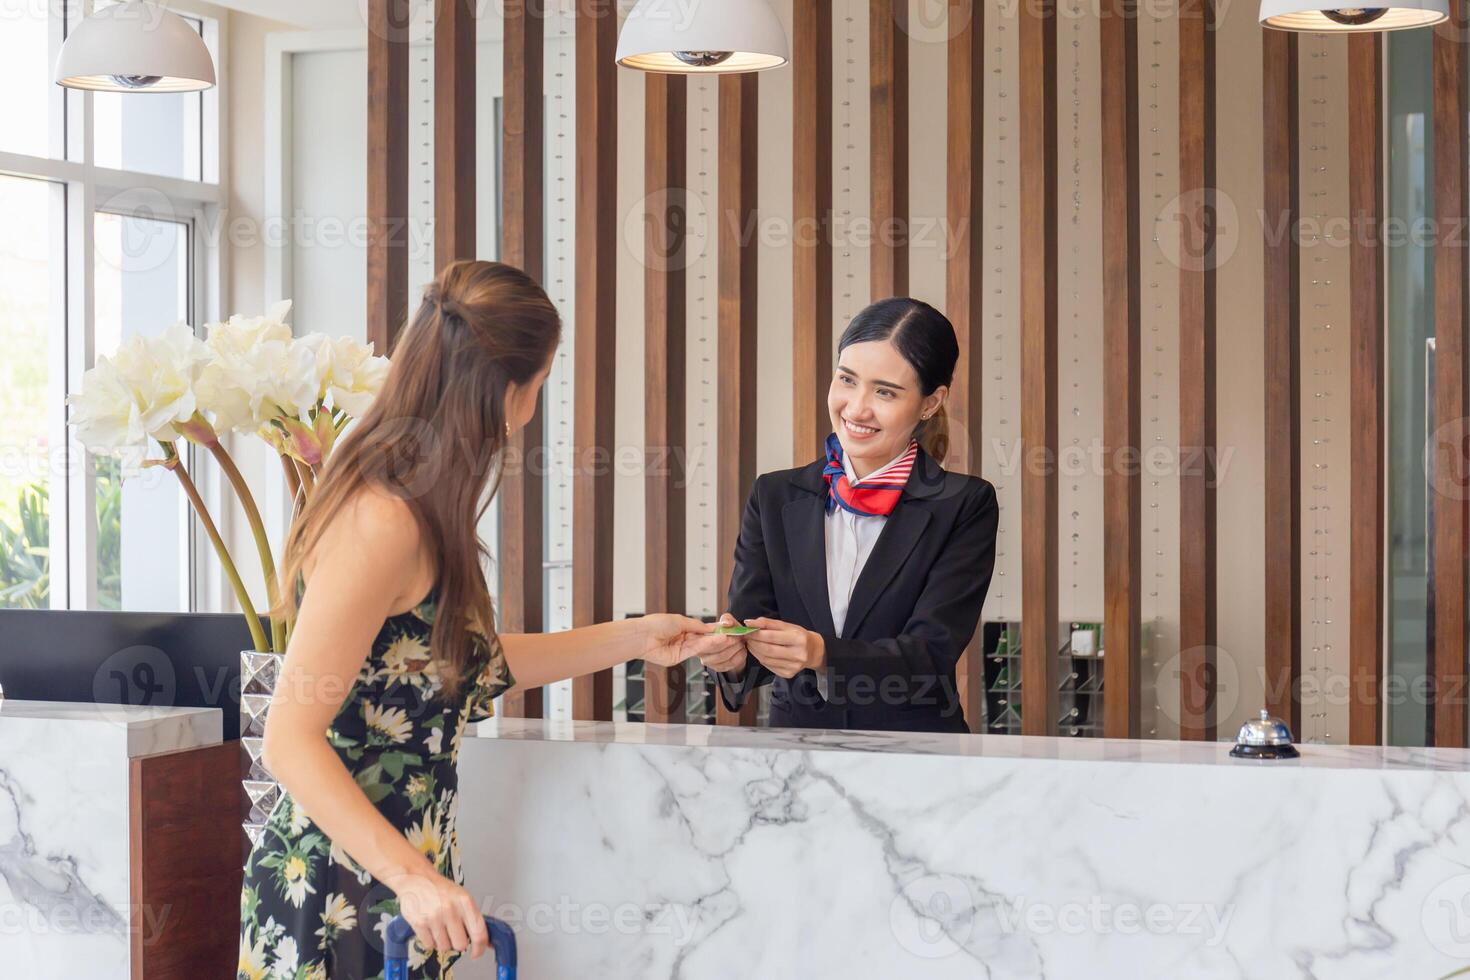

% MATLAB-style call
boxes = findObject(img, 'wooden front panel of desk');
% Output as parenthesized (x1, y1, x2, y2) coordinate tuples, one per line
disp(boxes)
(130, 741, 243, 979)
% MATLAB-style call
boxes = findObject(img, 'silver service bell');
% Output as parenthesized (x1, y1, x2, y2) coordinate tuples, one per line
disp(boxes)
(1229, 708, 1299, 760)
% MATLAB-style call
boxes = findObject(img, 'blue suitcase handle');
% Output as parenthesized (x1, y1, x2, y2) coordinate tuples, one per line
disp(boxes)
(383, 913, 516, 980)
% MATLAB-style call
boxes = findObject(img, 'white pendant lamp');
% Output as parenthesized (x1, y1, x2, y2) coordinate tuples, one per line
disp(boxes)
(55, 1, 216, 93)
(615, 0, 789, 74)
(1260, 0, 1447, 31)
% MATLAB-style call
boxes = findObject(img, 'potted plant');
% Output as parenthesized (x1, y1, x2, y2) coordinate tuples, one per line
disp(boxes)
(67, 302, 389, 842)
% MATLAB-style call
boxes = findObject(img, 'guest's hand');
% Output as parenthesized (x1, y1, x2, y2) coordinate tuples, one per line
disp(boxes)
(689, 613, 748, 675)
(388, 868, 489, 960)
(637, 613, 716, 668)
(743, 617, 825, 679)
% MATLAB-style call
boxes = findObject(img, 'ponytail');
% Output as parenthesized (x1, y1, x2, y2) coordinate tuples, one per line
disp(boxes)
(917, 401, 949, 463)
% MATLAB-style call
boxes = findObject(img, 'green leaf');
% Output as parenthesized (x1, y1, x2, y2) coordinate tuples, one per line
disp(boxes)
(0, 482, 48, 609)
(379, 751, 421, 781)
(360, 781, 393, 804)
(366, 897, 398, 917)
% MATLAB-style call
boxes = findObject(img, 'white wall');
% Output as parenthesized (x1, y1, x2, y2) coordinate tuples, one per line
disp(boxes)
(221, 8, 291, 611)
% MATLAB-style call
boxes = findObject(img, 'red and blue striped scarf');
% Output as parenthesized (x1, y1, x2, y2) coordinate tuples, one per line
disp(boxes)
(822, 432, 918, 517)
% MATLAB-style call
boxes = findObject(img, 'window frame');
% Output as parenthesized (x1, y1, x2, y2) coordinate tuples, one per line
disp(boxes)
(0, 0, 230, 612)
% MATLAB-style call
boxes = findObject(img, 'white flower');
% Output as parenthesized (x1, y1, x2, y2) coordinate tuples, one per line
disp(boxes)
(382, 634, 432, 676)
(238, 927, 270, 980)
(269, 935, 299, 979)
(315, 892, 358, 947)
(406, 810, 445, 867)
(374, 910, 433, 970)
(381, 634, 440, 695)
(281, 853, 317, 908)
(68, 322, 209, 454)
(363, 703, 412, 744)
(329, 839, 372, 886)
(197, 301, 320, 432)
(67, 355, 139, 451)
(285, 795, 311, 836)
(424, 725, 443, 755)
(301, 333, 390, 417)
(206, 300, 294, 358)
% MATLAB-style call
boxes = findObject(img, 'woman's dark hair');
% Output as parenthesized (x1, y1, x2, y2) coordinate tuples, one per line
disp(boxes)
(837, 297, 959, 462)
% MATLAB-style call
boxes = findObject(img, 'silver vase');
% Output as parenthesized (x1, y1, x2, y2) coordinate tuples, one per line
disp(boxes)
(240, 649, 283, 845)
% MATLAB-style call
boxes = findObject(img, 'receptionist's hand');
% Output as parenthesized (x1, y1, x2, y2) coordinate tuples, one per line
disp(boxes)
(743, 617, 825, 680)
(690, 613, 748, 675)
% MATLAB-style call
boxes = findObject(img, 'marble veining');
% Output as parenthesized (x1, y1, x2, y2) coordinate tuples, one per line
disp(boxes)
(0, 771, 126, 936)
(456, 719, 1470, 979)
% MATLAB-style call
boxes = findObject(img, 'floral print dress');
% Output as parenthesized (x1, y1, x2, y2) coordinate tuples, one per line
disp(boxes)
(239, 585, 514, 980)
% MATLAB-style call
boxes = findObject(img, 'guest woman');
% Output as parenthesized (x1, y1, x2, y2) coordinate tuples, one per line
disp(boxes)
(239, 261, 720, 978)
(700, 297, 999, 734)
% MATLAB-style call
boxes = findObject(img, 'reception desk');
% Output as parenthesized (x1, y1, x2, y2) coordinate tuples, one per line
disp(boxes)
(0, 700, 236, 978)
(457, 718, 1470, 978)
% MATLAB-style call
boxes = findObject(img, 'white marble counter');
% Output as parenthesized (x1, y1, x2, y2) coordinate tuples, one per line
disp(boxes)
(456, 718, 1470, 979)
(0, 698, 222, 758)
(0, 700, 222, 978)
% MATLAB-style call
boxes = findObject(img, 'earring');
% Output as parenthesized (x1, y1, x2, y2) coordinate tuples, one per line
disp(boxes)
(504, 420, 512, 438)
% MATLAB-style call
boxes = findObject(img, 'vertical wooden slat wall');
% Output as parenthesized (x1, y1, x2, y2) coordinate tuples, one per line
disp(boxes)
(1347, 33, 1385, 747)
(793, 0, 833, 466)
(366, 0, 409, 354)
(644, 74, 689, 724)
(1261, 29, 1300, 734)
(1100, 0, 1141, 739)
(498, 0, 545, 719)
(433, 0, 476, 268)
(470, 1, 1421, 744)
(1431, 5, 1468, 748)
(1176, 0, 1217, 742)
(571, 0, 617, 721)
(945, 0, 984, 481)
(870, 0, 909, 299)
(1018, 0, 1059, 736)
(716, 73, 761, 727)
(946, 0, 985, 724)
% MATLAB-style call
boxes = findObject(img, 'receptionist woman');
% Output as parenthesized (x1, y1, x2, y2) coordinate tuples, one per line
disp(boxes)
(701, 297, 999, 733)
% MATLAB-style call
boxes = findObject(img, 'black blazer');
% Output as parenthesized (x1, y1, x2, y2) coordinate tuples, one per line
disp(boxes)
(714, 447, 999, 733)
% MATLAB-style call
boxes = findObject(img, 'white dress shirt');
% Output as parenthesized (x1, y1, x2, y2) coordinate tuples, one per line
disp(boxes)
(826, 447, 910, 636)
(816, 445, 911, 698)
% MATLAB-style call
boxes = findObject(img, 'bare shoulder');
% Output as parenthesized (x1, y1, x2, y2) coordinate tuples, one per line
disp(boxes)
(308, 488, 417, 558)
(304, 488, 433, 611)
(346, 486, 420, 540)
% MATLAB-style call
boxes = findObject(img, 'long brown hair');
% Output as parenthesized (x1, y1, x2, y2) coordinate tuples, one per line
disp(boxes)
(274, 260, 560, 694)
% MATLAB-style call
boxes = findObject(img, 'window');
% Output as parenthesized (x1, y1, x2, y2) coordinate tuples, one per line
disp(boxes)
(93, 212, 193, 610)
(0, 176, 60, 609)
(0, 5, 224, 612)
(0, 3, 57, 157)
